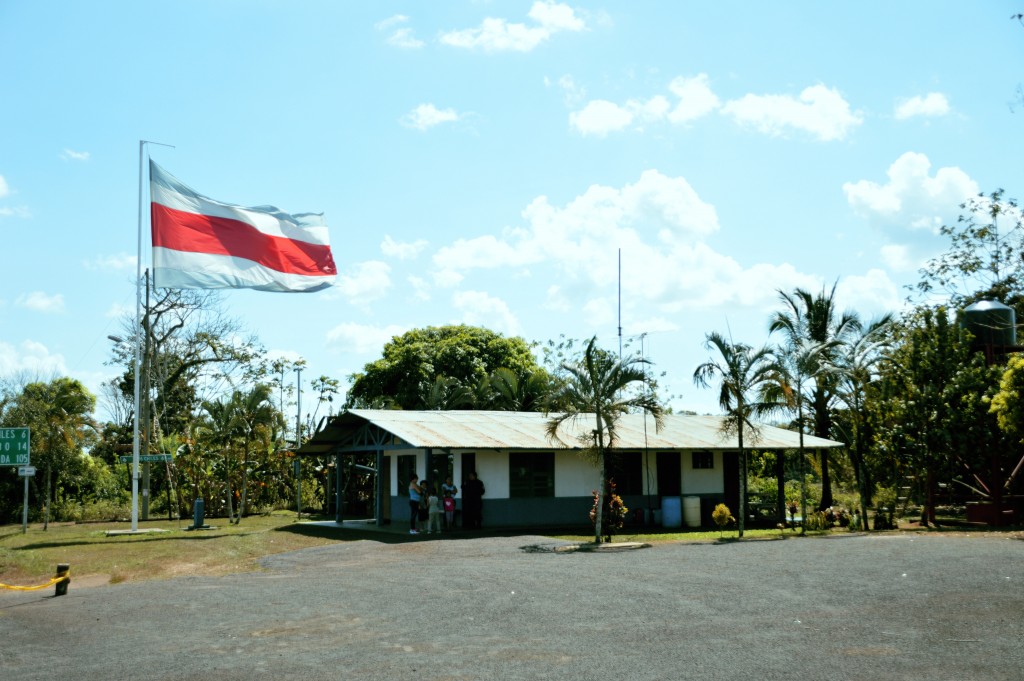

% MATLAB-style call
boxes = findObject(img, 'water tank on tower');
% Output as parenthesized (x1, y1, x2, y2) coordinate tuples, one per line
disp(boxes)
(961, 300, 1016, 350)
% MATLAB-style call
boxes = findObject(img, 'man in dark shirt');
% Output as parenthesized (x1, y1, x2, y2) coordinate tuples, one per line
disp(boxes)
(462, 471, 485, 529)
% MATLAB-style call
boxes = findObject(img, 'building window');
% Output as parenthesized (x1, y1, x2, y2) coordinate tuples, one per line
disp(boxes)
(692, 451, 714, 470)
(607, 453, 643, 495)
(509, 452, 554, 498)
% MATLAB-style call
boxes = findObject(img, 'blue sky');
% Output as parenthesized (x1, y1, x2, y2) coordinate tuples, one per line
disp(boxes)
(2, 1, 1022, 417)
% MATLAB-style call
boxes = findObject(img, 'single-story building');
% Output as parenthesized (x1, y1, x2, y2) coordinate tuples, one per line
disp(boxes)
(297, 409, 844, 530)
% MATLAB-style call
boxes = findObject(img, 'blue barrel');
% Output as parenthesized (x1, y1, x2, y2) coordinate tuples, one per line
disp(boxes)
(662, 496, 682, 528)
(193, 498, 205, 528)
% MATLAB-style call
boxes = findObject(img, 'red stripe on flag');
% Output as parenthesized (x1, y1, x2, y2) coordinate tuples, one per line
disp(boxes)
(151, 203, 337, 277)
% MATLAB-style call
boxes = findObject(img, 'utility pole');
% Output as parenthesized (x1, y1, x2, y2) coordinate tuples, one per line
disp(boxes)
(295, 366, 302, 520)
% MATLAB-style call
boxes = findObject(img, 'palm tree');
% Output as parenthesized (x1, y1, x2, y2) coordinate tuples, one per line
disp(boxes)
(200, 396, 238, 523)
(546, 336, 663, 544)
(833, 315, 893, 528)
(231, 384, 279, 523)
(770, 283, 861, 510)
(487, 367, 554, 412)
(693, 332, 781, 537)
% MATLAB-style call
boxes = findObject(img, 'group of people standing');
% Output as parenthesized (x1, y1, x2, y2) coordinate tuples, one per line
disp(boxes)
(407, 472, 485, 535)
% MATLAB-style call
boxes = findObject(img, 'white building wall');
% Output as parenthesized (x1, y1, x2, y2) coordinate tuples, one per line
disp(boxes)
(475, 450, 509, 499)
(555, 453, 599, 497)
(681, 450, 725, 495)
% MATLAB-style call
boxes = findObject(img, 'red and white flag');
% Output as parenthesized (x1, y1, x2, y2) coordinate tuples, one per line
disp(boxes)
(150, 161, 337, 292)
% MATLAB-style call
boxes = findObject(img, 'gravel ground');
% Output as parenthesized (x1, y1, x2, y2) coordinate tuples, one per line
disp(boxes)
(1, 532, 1022, 680)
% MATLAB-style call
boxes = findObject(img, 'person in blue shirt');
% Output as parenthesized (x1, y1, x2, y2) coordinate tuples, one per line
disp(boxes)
(408, 474, 423, 534)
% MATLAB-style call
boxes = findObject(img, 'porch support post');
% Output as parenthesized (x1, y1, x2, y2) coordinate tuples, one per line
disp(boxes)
(335, 452, 343, 523)
(375, 449, 384, 527)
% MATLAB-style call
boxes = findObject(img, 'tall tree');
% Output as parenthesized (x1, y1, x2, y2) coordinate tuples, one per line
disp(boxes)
(4, 378, 97, 529)
(832, 315, 893, 527)
(199, 396, 239, 523)
(346, 325, 542, 410)
(915, 190, 1024, 307)
(485, 367, 556, 412)
(693, 332, 780, 537)
(231, 384, 279, 522)
(769, 283, 861, 509)
(545, 337, 663, 544)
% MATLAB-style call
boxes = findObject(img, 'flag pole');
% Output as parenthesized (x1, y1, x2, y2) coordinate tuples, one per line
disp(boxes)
(133, 139, 173, 532)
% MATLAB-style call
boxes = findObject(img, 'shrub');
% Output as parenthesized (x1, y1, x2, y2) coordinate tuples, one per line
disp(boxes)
(711, 503, 734, 536)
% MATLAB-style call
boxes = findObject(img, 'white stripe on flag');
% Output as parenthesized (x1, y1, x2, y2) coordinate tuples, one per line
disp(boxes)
(153, 248, 335, 293)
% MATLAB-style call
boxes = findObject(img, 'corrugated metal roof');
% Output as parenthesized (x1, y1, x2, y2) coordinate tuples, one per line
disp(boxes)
(298, 409, 844, 454)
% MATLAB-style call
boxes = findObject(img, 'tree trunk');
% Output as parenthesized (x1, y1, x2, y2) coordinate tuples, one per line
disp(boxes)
(818, 451, 834, 511)
(775, 450, 786, 523)
(737, 425, 746, 538)
(44, 464, 52, 531)
(237, 436, 249, 525)
(594, 415, 605, 544)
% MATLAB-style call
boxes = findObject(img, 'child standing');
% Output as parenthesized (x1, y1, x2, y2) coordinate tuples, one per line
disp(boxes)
(443, 490, 456, 530)
(426, 488, 442, 534)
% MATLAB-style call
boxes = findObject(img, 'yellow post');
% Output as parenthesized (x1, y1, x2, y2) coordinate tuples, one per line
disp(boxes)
(55, 564, 69, 596)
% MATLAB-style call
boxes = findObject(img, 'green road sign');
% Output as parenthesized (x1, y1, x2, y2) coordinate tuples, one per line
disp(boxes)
(0, 428, 30, 466)
(118, 453, 174, 463)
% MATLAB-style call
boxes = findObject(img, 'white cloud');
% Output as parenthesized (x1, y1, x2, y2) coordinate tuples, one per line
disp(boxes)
(0, 175, 8, 197)
(836, 269, 904, 317)
(336, 261, 391, 302)
(434, 170, 721, 278)
(569, 99, 634, 136)
(720, 84, 863, 141)
(0, 340, 67, 377)
(843, 151, 978, 230)
(375, 15, 408, 30)
(84, 253, 136, 271)
(326, 322, 407, 354)
(60, 148, 90, 161)
(17, 291, 65, 313)
(381, 235, 428, 260)
(401, 103, 461, 131)
(440, 1, 585, 53)
(452, 290, 521, 335)
(376, 17, 425, 49)
(568, 73, 719, 136)
(528, 0, 585, 32)
(895, 93, 950, 120)
(667, 74, 720, 124)
(388, 28, 425, 49)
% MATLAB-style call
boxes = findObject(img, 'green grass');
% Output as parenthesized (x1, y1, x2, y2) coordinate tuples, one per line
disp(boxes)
(0, 512, 346, 586)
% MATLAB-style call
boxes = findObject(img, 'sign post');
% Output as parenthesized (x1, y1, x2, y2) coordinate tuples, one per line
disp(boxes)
(2, 428, 31, 533)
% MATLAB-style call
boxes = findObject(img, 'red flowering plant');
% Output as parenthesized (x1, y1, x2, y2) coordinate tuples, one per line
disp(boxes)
(590, 479, 629, 541)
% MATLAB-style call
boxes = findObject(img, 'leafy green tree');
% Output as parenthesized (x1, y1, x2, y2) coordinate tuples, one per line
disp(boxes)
(199, 396, 240, 522)
(872, 308, 974, 524)
(3, 378, 97, 529)
(831, 316, 893, 526)
(231, 384, 280, 522)
(346, 325, 541, 410)
(546, 337, 663, 544)
(693, 332, 781, 537)
(769, 284, 861, 510)
(485, 367, 557, 412)
(915, 190, 1024, 308)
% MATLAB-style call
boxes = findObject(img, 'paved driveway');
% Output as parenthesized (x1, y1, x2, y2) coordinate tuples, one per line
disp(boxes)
(1, 532, 1022, 680)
